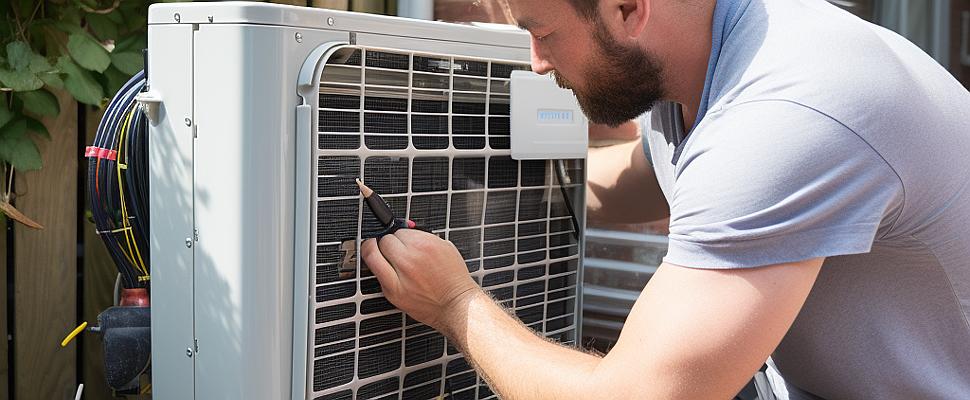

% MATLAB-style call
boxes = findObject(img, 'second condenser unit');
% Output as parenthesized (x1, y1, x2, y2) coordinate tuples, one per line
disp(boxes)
(146, 2, 586, 399)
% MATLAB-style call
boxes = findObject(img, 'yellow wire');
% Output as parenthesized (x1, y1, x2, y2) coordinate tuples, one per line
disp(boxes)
(116, 107, 149, 278)
(61, 321, 87, 347)
(115, 109, 138, 269)
(122, 107, 149, 277)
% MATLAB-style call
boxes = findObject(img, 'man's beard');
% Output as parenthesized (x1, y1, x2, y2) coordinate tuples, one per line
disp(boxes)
(553, 25, 666, 127)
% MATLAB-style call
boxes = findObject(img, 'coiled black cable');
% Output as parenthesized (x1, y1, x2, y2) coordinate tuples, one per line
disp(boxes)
(87, 71, 150, 289)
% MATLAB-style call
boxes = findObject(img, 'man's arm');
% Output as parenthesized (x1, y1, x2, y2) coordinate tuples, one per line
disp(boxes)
(587, 123, 669, 223)
(361, 230, 822, 400)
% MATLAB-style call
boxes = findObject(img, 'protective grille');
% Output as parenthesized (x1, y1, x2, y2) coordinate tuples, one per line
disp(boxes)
(310, 46, 584, 400)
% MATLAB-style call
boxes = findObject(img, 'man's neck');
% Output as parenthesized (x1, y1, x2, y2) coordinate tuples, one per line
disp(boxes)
(651, 0, 716, 132)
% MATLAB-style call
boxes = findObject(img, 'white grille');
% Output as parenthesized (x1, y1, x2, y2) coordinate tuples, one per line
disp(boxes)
(308, 46, 584, 400)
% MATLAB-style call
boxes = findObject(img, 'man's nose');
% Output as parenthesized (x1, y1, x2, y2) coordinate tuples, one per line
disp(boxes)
(530, 37, 554, 74)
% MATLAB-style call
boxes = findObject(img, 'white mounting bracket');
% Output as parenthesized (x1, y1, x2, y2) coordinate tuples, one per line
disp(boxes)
(135, 90, 163, 125)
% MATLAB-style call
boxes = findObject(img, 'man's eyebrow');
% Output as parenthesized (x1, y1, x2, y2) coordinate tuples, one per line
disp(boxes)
(516, 17, 539, 31)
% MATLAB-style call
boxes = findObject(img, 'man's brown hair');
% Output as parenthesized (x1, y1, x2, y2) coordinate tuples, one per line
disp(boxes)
(566, 0, 599, 19)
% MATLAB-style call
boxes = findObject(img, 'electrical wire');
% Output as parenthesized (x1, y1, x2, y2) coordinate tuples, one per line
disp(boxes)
(553, 160, 582, 241)
(87, 71, 151, 289)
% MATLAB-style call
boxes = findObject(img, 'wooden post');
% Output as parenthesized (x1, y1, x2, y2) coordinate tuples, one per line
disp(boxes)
(0, 207, 8, 400)
(267, 0, 309, 6)
(13, 90, 78, 400)
(351, 0, 385, 13)
(312, 0, 349, 10)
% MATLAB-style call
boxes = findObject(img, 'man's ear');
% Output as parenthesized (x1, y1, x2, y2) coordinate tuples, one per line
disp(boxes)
(603, 0, 650, 39)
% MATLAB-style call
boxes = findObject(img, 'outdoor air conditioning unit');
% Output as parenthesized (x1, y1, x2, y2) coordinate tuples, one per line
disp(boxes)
(146, 3, 586, 399)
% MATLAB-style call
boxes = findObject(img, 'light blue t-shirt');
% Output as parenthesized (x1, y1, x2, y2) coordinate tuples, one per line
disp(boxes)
(642, 0, 970, 398)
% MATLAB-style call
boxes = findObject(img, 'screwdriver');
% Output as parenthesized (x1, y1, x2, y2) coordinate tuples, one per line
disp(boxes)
(355, 179, 421, 234)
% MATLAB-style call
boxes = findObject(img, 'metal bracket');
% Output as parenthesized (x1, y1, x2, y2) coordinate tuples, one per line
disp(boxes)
(135, 90, 163, 125)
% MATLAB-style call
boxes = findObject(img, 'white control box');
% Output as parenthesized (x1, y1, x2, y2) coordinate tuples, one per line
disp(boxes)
(510, 71, 588, 159)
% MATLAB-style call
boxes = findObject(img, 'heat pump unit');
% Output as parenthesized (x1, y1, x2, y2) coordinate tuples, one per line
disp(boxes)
(146, 3, 586, 399)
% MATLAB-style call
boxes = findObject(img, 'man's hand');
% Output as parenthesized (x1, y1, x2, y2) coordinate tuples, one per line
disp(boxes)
(360, 229, 481, 333)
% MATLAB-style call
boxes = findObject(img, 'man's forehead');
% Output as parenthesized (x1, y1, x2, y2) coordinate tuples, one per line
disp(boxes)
(505, 0, 561, 29)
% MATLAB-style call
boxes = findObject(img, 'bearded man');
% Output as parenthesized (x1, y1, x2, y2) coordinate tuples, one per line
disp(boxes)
(362, 0, 970, 398)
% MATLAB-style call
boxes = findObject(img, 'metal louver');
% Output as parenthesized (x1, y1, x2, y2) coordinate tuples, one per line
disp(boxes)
(308, 46, 585, 400)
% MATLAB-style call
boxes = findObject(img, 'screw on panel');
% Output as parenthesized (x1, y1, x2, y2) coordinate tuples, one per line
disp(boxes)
(295, 32, 303, 43)
(174, 13, 181, 23)
(207, 15, 213, 23)
(186, 348, 193, 358)
(185, 238, 193, 248)
(327, 17, 335, 26)
(184, 117, 192, 126)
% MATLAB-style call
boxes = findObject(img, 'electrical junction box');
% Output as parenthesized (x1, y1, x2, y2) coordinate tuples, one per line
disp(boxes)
(146, 2, 586, 400)
(510, 71, 588, 160)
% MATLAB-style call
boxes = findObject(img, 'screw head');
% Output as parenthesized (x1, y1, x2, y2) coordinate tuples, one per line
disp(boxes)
(207, 15, 213, 23)
(186, 348, 193, 357)
(174, 13, 181, 23)
(327, 17, 335, 26)
(184, 118, 192, 126)
(295, 32, 303, 43)
(185, 238, 193, 248)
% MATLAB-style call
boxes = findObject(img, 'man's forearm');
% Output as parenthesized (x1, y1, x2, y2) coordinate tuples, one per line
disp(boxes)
(587, 137, 669, 224)
(442, 289, 602, 400)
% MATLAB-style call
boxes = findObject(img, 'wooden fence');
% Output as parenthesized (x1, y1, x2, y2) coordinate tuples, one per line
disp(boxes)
(0, 91, 122, 400)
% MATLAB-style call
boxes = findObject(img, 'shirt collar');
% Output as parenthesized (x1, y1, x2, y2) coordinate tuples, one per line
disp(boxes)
(690, 0, 749, 134)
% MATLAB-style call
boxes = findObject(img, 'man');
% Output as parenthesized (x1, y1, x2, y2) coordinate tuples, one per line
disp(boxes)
(361, 0, 970, 398)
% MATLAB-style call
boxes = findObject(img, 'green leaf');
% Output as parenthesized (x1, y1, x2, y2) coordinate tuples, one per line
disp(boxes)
(6, 41, 33, 71)
(38, 71, 65, 90)
(53, 20, 84, 36)
(67, 33, 111, 72)
(102, 65, 128, 96)
(86, 13, 118, 41)
(17, 89, 60, 117)
(57, 6, 83, 27)
(105, 9, 124, 24)
(32, 55, 63, 89)
(0, 68, 44, 92)
(115, 35, 147, 53)
(25, 117, 50, 140)
(0, 120, 42, 171)
(109, 51, 142, 75)
(28, 54, 55, 73)
(56, 56, 103, 105)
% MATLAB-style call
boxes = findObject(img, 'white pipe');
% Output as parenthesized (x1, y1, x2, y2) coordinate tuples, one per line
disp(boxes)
(397, 0, 434, 20)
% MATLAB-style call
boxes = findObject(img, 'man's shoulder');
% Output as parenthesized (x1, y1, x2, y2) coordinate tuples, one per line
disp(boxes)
(715, 0, 942, 125)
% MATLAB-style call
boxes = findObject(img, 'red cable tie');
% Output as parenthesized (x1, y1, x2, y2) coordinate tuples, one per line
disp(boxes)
(105, 150, 118, 161)
(84, 146, 99, 158)
(97, 148, 110, 160)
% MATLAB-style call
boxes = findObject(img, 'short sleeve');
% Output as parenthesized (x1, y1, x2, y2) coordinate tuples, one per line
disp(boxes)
(664, 101, 903, 269)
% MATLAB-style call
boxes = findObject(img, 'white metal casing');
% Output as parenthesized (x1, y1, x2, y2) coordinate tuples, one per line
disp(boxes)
(147, 3, 585, 399)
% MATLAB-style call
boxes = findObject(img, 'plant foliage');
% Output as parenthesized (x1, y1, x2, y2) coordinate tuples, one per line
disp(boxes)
(0, 0, 156, 171)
